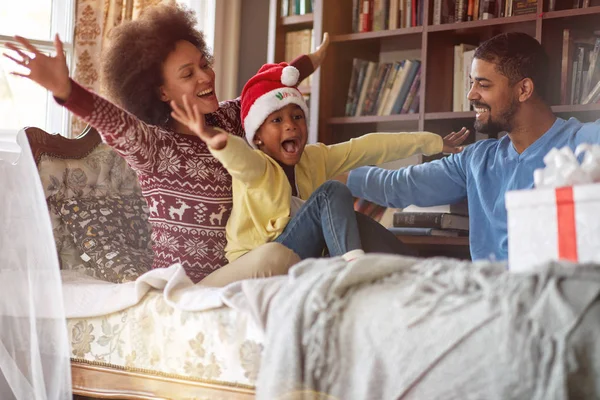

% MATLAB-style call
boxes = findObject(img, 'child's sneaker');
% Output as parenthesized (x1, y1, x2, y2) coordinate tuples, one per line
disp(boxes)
(342, 249, 365, 262)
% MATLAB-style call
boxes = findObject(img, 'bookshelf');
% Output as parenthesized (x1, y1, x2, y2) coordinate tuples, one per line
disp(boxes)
(268, 0, 600, 255)
(266, 0, 600, 144)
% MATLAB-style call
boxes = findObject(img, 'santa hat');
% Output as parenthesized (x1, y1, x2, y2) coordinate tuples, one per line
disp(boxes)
(241, 62, 309, 148)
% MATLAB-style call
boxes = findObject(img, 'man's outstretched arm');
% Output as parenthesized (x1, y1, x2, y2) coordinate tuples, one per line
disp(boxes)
(347, 154, 469, 209)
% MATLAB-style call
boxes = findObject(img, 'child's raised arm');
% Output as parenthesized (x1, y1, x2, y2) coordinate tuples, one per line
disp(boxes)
(306, 128, 470, 180)
(171, 95, 267, 184)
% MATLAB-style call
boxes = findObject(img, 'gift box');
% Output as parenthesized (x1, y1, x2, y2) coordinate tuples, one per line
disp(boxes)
(505, 145, 600, 272)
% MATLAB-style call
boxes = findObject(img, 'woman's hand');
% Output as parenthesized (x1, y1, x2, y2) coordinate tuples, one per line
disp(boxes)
(442, 127, 470, 154)
(308, 32, 330, 70)
(170, 95, 229, 150)
(3, 34, 72, 101)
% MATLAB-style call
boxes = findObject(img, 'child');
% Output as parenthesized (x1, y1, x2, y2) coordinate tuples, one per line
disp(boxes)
(171, 63, 468, 262)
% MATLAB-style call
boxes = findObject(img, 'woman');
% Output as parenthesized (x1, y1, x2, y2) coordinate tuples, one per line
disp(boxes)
(5, 3, 324, 284)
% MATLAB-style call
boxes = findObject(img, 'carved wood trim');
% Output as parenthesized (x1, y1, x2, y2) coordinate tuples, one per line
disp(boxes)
(71, 361, 256, 400)
(24, 125, 103, 165)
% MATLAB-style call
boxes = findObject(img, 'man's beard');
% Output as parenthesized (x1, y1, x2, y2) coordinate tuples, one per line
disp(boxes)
(473, 98, 519, 135)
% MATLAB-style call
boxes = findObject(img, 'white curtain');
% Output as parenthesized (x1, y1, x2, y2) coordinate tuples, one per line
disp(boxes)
(0, 130, 72, 399)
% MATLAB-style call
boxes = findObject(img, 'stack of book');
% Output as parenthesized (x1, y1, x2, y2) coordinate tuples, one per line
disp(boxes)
(561, 30, 600, 106)
(352, 0, 425, 32)
(345, 59, 421, 117)
(281, 0, 313, 17)
(285, 29, 315, 100)
(389, 202, 469, 237)
(453, 44, 476, 112)
(431, 0, 537, 24)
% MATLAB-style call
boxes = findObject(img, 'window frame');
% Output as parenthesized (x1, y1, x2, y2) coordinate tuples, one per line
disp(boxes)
(0, 0, 76, 136)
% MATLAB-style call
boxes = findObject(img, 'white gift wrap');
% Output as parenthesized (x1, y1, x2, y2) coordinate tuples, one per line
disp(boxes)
(506, 144, 600, 272)
(506, 183, 600, 272)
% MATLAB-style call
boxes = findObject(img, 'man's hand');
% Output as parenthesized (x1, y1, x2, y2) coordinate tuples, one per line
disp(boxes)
(307, 32, 330, 70)
(442, 127, 470, 154)
(170, 95, 228, 150)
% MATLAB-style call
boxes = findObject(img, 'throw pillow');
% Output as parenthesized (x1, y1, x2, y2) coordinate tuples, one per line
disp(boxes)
(58, 195, 153, 283)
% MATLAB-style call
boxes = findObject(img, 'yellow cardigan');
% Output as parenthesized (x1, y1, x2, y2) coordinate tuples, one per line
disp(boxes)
(210, 132, 443, 261)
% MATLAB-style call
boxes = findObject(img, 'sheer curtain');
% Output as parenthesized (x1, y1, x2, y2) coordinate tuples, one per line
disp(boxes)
(0, 129, 72, 399)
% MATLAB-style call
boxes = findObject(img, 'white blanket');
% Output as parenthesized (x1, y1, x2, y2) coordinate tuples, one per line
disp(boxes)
(222, 254, 600, 400)
(62, 264, 228, 318)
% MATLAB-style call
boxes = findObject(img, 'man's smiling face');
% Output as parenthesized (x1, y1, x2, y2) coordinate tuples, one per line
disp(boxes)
(467, 58, 521, 135)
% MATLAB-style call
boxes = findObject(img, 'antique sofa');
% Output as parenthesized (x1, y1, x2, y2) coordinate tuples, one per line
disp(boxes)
(26, 126, 258, 399)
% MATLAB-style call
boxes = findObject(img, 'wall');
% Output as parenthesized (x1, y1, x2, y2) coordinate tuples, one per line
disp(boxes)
(236, 0, 270, 95)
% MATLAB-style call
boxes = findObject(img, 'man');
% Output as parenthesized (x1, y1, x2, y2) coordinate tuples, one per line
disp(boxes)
(346, 32, 600, 262)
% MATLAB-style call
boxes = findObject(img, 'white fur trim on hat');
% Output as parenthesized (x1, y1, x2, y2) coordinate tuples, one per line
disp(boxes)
(281, 66, 299, 86)
(244, 87, 309, 148)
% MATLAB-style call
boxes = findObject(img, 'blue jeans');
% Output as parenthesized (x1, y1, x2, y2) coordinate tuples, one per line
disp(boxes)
(274, 180, 362, 259)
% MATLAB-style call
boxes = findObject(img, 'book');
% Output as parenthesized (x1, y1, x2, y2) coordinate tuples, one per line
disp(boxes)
(402, 201, 469, 216)
(582, 37, 600, 102)
(355, 61, 377, 116)
(561, 29, 574, 105)
(462, 49, 476, 111)
(393, 212, 470, 230)
(376, 61, 401, 115)
(453, 44, 477, 111)
(583, 80, 600, 104)
(391, 60, 421, 114)
(400, 67, 421, 113)
(353, 0, 361, 32)
(388, 227, 463, 236)
(345, 58, 364, 116)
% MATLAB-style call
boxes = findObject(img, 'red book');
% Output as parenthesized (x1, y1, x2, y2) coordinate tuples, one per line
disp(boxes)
(360, 0, 374, 32)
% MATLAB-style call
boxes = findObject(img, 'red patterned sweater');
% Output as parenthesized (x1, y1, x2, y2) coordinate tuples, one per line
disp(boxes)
(60, 56, 313, 282)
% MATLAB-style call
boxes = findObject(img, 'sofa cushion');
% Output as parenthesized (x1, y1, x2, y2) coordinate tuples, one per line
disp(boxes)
(58, 195, 153, 283)
(37, 143, 149, 275)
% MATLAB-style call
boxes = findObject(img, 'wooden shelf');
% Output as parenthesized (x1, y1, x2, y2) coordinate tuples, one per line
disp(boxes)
(395, 235, 469, 246)
(425, 111, 476, 120)
(427, 14, 537, 32)
(280, 13, 313, 28)
(542, 5, 600, 19)
(331, 26, 423, 43)
(328, 114, 419, 125)
(551, 104, 600, 113)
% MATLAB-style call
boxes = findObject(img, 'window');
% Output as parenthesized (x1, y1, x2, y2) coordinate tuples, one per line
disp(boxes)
(0, 0, 75, 136)
(178, 0, 216, 50)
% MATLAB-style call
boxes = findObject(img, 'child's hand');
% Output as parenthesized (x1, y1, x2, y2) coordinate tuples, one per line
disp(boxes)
(170, 95, 228, 150)
(3, 34, 72, 101)
(442, 127, 470, 154)
(308, 32, 330, 70)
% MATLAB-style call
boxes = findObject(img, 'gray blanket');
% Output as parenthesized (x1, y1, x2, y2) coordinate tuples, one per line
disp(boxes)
(224, 255, 600, 400)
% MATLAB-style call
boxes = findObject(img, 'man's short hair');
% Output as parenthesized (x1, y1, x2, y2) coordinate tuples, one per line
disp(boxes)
(474, 32, 549, 100)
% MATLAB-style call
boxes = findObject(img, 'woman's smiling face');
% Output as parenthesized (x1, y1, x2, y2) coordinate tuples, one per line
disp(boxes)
(160, 40, 219, 115)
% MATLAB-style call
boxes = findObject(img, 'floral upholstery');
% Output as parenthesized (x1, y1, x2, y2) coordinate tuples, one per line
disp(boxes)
(67, 291, 263, 387)
(57, 196, 152, 282)
(38, 144, 153, 281)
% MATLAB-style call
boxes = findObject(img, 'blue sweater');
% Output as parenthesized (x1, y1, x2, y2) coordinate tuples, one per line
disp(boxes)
(347, 117, 600, 261)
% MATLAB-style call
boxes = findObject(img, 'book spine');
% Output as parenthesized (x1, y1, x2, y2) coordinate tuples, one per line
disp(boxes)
(353, 0, 361, 32)
(281, 0, 289, 17)
(433, 0, 442, 24)
(394, 213, 443, 228)
(561, 29, 573, 105)
(345, 59, 361, 116)
(401, 68, 422, 113)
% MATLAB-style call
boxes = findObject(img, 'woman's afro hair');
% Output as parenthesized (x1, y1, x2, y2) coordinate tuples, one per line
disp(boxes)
(101, 3, 213, 126)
